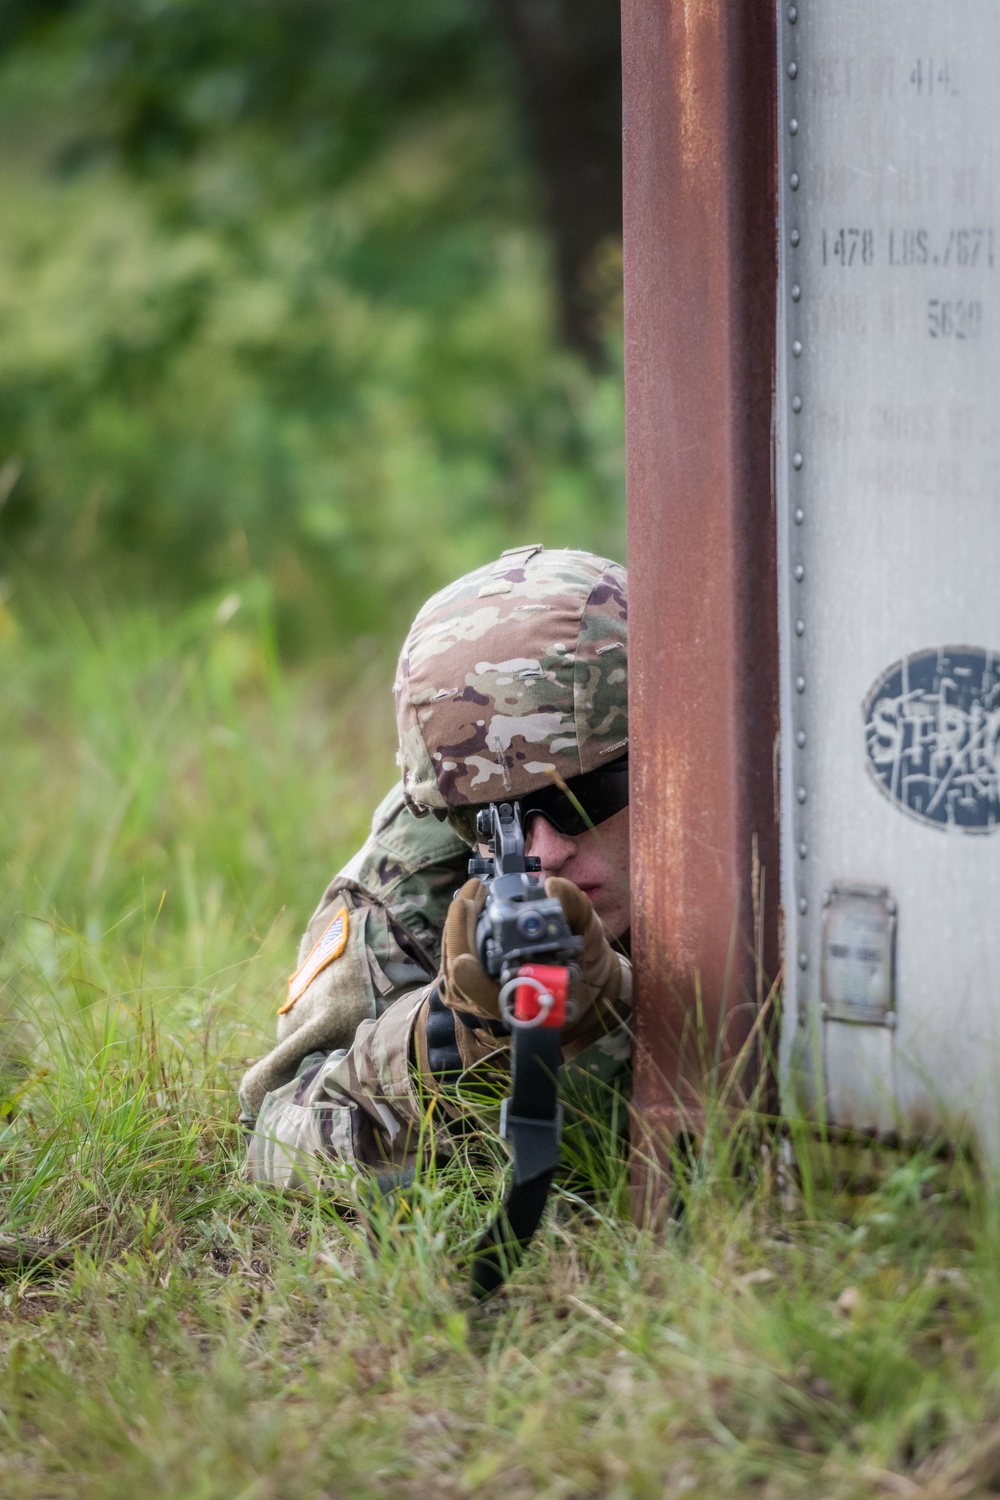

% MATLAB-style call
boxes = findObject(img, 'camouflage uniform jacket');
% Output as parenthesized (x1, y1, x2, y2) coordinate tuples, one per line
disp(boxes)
(242, 782, 633, 1189)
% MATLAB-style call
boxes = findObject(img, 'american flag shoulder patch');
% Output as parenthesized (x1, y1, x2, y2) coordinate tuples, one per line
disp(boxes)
(278, 907, 350, 1015)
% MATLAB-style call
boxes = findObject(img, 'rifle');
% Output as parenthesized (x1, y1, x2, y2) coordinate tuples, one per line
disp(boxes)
(467, 801, 582, 1298)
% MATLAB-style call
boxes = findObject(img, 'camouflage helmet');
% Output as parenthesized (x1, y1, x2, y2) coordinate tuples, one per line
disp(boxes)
(395, 544, 628, 812)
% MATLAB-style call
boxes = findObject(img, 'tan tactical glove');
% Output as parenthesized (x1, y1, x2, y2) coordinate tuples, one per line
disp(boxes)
(438, 878, 498, 1019)
(439, 875, 624, 1038)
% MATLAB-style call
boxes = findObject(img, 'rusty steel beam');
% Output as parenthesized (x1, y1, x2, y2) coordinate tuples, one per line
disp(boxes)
(622, 0, 779, 1180)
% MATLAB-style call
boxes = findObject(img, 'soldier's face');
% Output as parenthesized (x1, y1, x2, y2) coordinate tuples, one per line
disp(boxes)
(523, 807, 631, 938)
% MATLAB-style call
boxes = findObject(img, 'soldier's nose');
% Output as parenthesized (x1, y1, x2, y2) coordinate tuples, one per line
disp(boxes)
(524, 816, 577, 870)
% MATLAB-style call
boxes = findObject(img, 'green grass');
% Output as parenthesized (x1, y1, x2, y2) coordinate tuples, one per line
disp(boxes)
(3, 601, 1000, 1499)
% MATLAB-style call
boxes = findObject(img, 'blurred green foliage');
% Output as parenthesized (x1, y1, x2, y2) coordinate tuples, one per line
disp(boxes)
(0, 0, 624, 652)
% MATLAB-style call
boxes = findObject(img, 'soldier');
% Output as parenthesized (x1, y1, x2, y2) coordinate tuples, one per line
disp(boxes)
(239, 544, 631, 1188)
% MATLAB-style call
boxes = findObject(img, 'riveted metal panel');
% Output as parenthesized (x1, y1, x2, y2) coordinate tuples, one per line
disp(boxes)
(777, 3, 1000, 1151)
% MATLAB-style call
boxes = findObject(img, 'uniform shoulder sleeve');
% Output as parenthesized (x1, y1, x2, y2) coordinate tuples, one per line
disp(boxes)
(241, 787, 469, 1125)
(300, 780, 469, 973)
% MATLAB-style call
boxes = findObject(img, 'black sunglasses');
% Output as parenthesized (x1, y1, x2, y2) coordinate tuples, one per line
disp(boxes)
(446, 753, 629, 845)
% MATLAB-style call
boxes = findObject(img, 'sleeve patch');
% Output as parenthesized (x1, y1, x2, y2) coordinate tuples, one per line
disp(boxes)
(279, 907, 350, 1015)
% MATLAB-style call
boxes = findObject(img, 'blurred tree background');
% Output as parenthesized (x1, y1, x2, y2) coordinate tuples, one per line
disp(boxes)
(0, 0, 624, 654)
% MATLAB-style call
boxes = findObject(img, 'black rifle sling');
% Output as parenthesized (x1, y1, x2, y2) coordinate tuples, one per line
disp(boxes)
(469, 1019, 563, 1300)
(424, 983, 563, 1297)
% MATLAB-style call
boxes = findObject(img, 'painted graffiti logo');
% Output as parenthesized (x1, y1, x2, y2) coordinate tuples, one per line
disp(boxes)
(863, 646, 1000, 833)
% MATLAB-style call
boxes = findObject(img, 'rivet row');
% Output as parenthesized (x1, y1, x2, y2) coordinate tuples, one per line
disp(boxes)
(785, 3, 809, 991)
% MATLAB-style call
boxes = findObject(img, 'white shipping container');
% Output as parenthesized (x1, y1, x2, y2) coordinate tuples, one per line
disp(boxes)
(776, 2, 1000, 1152)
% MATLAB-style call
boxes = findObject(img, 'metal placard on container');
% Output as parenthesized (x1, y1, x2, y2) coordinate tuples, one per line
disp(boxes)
(821, 885, 896, 1025)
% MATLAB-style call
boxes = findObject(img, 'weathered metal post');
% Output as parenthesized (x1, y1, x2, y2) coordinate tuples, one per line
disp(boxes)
(621, 0, 779, 1183)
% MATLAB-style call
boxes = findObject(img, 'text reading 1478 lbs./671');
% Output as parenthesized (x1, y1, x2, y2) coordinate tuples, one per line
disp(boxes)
(821, 228, 995, 269)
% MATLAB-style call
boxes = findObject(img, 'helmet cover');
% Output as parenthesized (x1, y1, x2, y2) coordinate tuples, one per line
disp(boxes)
(394, 545, 628, 811)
